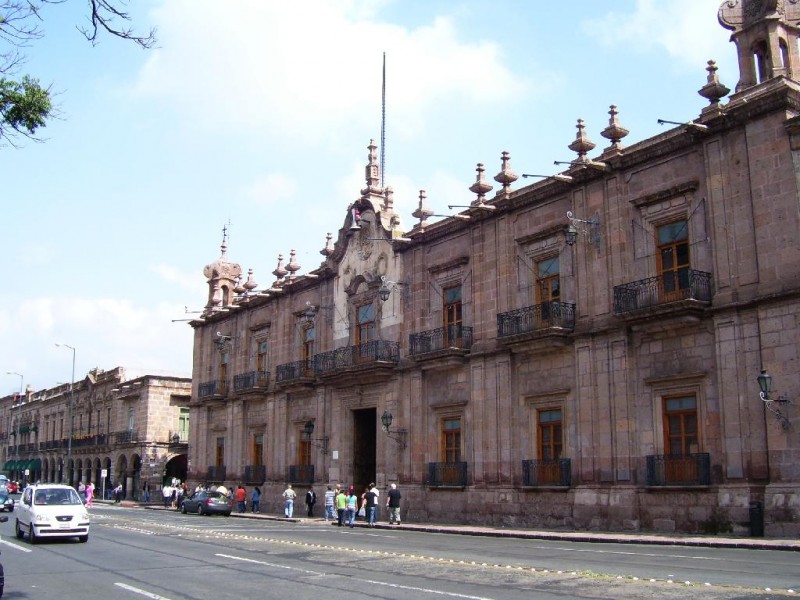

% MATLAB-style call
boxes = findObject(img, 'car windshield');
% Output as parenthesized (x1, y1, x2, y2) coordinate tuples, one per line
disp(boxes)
(34, 489, 82, 505)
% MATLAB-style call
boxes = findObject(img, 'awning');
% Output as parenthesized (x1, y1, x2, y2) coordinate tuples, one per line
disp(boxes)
(28, 459, 41, 471)
(15, 460, 28, 471)
(2, 460, 15, 471)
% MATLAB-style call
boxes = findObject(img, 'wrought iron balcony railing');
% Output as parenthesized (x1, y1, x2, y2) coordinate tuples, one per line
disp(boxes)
(522, 458, 571, 487)
(207, 465, 226, 483)
(410, 325, 473, 356)
(244, 464, 266, 484)
(614, 269, 713, 315)
(113, 430, 139, 445)
(497, 302, 576, 338)
(276, 360, 316, 383)
(646, 453, 711, 486)
(288, 464, 315, 485)
(315, 340, 400, 373)
(233, 370, 270, 392)
(427, 461, 468, 487)
(198, 380, 229, 398)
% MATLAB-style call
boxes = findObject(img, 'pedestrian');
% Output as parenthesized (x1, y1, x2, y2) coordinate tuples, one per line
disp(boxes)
(386, 482, 402, 525)
(282, 483, 297, 518)
(305, 486, 317, 517)
(142, 481, 151, 503)
(251, 486, 261, 513)
(323, 485, 335, 522)
(170, 485, 177, 509)
(77, 481, 86, 502)
(162, 483, 172, 508)
(85, 481, 94, 508)
(113, 482, 123, 503)
(346, 488, 358, 527)
(235, 485, 247, 513)
(364, 483, 378, 527)
(335, 487, 347, 527)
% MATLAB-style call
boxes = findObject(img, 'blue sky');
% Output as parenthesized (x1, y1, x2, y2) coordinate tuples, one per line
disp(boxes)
(1, 0, 737, 392)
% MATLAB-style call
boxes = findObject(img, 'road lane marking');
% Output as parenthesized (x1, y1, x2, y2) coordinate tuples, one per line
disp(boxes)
(216, 553, 495, 599)
(115, 582, 174, 599)
(0, 539, 32, 552)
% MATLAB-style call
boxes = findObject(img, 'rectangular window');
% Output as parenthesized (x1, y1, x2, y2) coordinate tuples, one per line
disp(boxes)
(253, 434, 264, 467)
(536, 257, 560, 323)
(657, 220, 690, 298)
(256, 340, 269, 373)
(537, 408, 563, 461)
(356, 303, 376, 345)
(441, 417, 461, 463)
(219, 351, 229, 383)
(663, 395, 698, 455)
(298, 438, 311, 466)
(215, 437, 225, 467)
(178, 407, 189, 440)
(443, 285, 463, 346)
(127, 407, 134, 432)
(302, 326, 315, 367)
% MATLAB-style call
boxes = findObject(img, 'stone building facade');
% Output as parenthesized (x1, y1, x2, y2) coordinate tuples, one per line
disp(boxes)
(187, 1, 799, 535)
(0, 367, 191, 500)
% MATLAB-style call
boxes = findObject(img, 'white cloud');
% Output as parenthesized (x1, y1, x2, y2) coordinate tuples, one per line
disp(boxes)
(583, 0, 731, 69)
(243, 173, 298, 207)
(135, 0, 527, 144)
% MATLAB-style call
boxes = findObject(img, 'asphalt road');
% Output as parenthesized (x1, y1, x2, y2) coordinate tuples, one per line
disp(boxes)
(0, 504, 795, 599)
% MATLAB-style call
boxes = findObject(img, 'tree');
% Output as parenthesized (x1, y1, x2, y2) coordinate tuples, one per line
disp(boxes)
(0, 0, 155, 146)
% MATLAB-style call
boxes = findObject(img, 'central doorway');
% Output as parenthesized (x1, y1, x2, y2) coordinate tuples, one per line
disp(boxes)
(352, 407, 376, 491)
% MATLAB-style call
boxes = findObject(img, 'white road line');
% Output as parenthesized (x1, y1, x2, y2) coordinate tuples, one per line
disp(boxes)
(0, 539, 32, 552)
(115, 582, 174, 600)
(216, 553, 495, 599)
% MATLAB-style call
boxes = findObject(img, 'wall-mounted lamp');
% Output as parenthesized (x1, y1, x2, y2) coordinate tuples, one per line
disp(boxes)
(302, 301, 334, 325)
(214, 332, 233, 354)
(757, 369, 792, 429)
(381, 410, 407, 449)
(378, 276, 406, 302)
(521, 173, 574, 183)
(302, 420, 329, 454)
(565, 210, 601, 252)
(657, 118, 709, 133)
(430, 213, 471, 221)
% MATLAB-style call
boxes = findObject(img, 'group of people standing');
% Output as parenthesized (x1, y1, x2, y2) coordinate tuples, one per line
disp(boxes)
(317, 482, 401, 527)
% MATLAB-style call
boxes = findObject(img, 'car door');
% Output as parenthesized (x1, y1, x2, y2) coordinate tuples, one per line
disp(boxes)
(17, 487, 33, 532)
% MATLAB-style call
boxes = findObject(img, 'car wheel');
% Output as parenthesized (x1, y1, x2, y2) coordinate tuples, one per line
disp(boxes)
(29, 525, 37, 544)
(181, 503, 187, 514)
(197, 504, 205, 516)
(78, 534, 88, 543)
(14, 519, 22, 540)
(224, 512, 231, 517)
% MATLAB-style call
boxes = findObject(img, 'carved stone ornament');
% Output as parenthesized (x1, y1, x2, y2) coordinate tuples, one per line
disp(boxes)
(719, 0, 800, 32)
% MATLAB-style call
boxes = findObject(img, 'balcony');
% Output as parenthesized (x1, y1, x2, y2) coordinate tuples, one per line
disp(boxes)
(71, 434, 107, 449)
(427, 461, 468, 488)
(497, 302, 575, 348)
(244, 464, 266, 484)
(522, 458, 571, 487)
(198, 379, 229, 399)
(168, 431, 188, 449)
(275, 360, 315, 387)
(207, 465, 226, 483)
(646, 453, 711, 486)
(233, 370, 270, 393)
(288, 464, 315, 485)
(314, 340, 400, 384)
(614, 270, 713, 321)
(409, 325, 473, 367)
(113, 430, 139, 445)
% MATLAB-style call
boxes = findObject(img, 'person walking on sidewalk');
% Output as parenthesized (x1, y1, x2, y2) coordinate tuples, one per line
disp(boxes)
(386, 483, 402, 525)
(335, 487, 347, 527)
(346, 488, 358, 527)
(305, 486, 317, 517)
(235, 485, 247, 513)
(364, 483, 378, 527)
(282, 484, 297, 518)
(251, 486, 261, 513)
(323, 485, 336, 521)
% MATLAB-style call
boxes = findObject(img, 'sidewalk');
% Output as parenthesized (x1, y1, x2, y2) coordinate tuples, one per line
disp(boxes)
(120, 501, 800, 552)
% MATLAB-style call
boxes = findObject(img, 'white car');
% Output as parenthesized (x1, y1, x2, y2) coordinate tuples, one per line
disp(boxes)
(15, 484, 89, 543)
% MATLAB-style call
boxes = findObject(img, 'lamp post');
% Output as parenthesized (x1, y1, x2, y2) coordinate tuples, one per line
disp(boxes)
(5, 372, 23, 464)
(55, 343, 76, 482)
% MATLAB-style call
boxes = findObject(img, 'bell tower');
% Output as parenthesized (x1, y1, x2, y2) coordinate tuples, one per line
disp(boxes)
(719, 0, 800, 92)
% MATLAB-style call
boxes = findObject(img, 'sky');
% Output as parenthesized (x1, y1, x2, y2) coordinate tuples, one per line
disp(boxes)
(1, 0, 738, 393)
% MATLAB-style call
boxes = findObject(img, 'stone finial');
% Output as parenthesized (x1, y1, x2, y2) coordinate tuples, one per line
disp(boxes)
(320, 232, 334, 257)
(361, 139, 382, 196)
(493, 151, 518, 196)
(286, 249, 301, 280)
(383, 186, 394, 211)
(469, 163, 493, 204)
(600, 105, 629, 152)
(234, 274, 246, 295)
(272, 254, 288, 280)
(698, 60, 730, 105)
(412, 190, 435, 231)
(568, 119, 596, 162)
(244, 268, 258, 292)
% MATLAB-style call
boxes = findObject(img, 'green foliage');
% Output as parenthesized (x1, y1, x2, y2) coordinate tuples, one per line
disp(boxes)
(0, 75, 52, 137)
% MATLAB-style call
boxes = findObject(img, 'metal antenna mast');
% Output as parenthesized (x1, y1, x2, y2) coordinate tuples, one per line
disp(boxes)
(381, 52, 386, 189)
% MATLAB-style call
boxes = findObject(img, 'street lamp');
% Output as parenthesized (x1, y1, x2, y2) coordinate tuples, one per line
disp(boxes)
(55, 343, 76, 480)
(5, 372, 23, 463)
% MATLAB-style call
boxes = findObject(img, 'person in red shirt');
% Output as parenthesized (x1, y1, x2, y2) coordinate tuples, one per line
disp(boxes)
(235, 485, 247, 513)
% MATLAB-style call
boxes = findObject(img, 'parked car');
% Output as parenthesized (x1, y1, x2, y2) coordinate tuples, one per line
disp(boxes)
(0, 493, 13, 512)
(15, 484, 90, 543)
(180, 491, 232, 516)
